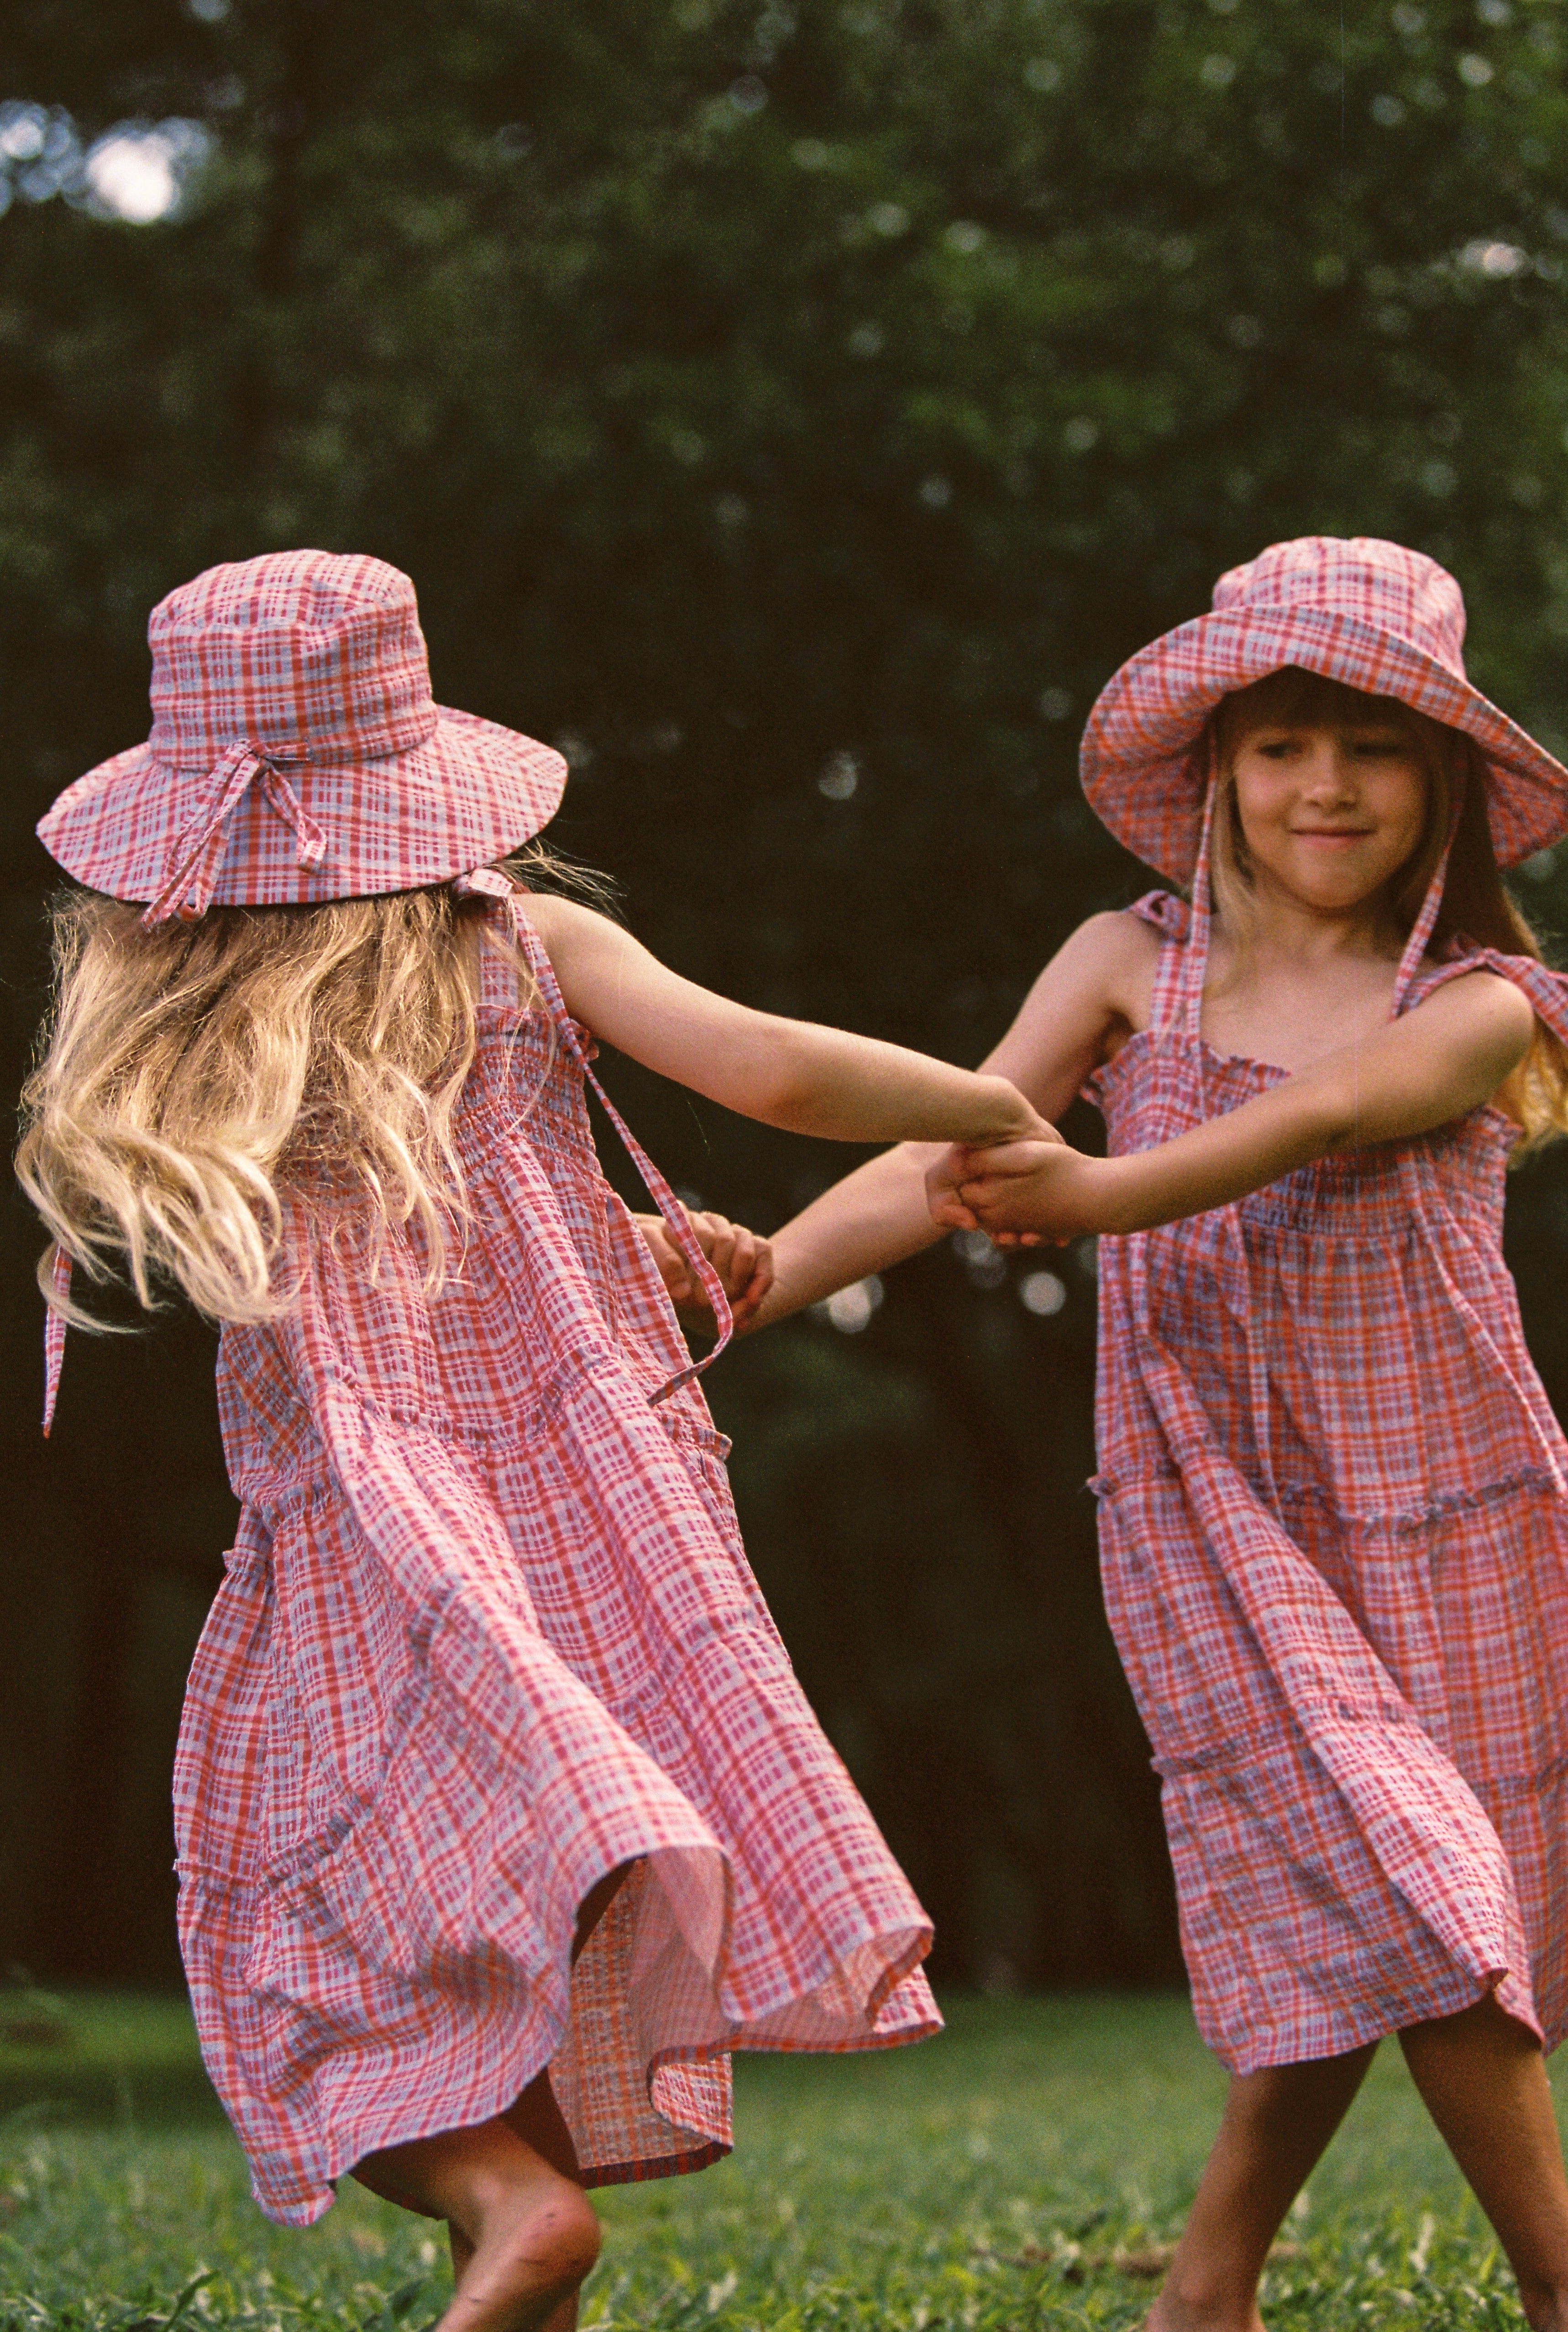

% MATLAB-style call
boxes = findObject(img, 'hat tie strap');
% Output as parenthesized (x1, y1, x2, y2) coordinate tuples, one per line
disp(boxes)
(1180, 744, 1221, 1037)
(142, 743, 327, 929)
(1390, 773, 1466, 1015)
(42, 1243, 72, 1437)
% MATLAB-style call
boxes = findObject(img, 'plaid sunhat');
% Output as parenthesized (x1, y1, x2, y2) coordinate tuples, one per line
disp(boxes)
(1080, 536, 1568, 878)
(37, 551, 568, 923)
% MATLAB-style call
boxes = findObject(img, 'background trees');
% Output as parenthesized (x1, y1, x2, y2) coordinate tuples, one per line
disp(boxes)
(5, 0, 1568, 1988)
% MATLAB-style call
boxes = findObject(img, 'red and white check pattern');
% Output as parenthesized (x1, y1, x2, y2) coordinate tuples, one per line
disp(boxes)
(1080, 538, 1568, 877)
(174, 897, 938, 2227)
(37, 553, 567, 917)
(1087, 889, 1568, 2070)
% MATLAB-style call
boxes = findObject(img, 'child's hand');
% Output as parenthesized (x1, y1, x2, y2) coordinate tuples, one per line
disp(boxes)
(634, 1209, 775, 1329)
(926, 1127, 1065, 1237)
(927, 1132, 1096, 1246)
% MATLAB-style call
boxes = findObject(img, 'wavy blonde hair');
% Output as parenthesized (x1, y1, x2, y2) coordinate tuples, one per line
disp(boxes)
(16, 846, 611, 1330)
(1208, 667, 1568, 1148)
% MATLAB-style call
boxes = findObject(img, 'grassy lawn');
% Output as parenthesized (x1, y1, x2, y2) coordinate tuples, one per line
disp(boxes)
(0, 1989, 1537, 2329)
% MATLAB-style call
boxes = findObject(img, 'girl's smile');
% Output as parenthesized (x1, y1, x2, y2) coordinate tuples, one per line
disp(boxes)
(1231, 720, 1429, 921)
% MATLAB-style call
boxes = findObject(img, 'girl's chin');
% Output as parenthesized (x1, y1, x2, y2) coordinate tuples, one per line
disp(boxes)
(1259, 869, 1396, 914)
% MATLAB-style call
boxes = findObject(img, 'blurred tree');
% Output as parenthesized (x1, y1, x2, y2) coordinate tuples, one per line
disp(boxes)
(3, 0, 1568, 1985)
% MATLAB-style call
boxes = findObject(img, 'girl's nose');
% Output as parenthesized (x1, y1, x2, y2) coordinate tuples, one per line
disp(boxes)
(1301, 738, 1358, 797)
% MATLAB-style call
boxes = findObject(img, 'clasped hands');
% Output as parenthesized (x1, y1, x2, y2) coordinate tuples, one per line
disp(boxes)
(636, 1117, 1093, 1338)
(635, 1208, 775, 1330)
(924, 1120, 1088, 1246)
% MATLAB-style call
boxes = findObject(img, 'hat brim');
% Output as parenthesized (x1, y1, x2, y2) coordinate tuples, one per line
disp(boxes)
(1080, 607, 1568, 877)
(37, 707, 569, 906)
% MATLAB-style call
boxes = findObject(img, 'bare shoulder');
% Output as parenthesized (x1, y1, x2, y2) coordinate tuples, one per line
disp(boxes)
(517, 890, 623, 961)
(984, 908, 1162, 1106)
(1050, 908, 1162, 1027)
(1411, 965, 1537, 1047)
(515, 890, 573, 944)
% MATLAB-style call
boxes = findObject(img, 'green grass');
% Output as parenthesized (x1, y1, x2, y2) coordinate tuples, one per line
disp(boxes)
(0, 1990, 1540, 2328)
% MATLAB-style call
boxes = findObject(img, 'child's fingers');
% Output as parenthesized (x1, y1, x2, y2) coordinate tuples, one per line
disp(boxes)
(748, 1242, 775, 1301)
(694, 1213, 768, 1299)
(674, 1212, 779, 1327)
(718, 1219, 756, 1288)
(959, 1175, 1020, 1207)
(924, 1143, 981, 1229)
(634, 1212, 696, 1301)
(731, 1234, 773, 1303)
(729, 1243, 775, 1328)
(704, 1217, 740, 1281)
(962, 1140, 1056, 1178)
(931, 1196, 978, 1230)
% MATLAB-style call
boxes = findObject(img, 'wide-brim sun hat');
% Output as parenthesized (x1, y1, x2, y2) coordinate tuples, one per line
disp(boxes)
(37, 550, 568, 924)
(1080, 535, 1568, 879)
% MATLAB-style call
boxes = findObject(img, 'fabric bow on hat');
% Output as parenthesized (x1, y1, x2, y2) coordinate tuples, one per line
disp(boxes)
(142, 742, 327, 927)
(37, 549, 569, 914)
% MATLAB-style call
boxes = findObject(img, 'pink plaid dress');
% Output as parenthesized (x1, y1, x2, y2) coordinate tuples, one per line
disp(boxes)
(173, 895, 938, 2227)
(1089, 889, 1568, 2070)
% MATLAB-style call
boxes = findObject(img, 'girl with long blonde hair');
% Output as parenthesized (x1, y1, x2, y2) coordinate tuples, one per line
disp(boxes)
(750, 539, 1568, 2331)
(18, 550, 1053, 2332)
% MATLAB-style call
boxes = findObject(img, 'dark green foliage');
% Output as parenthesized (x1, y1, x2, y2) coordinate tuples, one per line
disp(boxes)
(4, 0, 1568, 1985)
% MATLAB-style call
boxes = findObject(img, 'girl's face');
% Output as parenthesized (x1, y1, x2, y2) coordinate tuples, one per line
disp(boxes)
(1229, 716, 1430, 922)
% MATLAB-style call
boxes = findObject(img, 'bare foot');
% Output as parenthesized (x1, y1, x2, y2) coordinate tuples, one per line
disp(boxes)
(449, 2223, 580, 2332)
(355, 2118, 599, 2332)
(436, 2165, 599, 2332)
(1143, 2291, 1266, 2332)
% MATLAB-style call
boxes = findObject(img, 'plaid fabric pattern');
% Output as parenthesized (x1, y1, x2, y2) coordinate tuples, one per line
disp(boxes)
(1086, 888, 1568, 2070)
(1080, 538, 1568, 878)
(36, 553, 567, 918)
(174, 896, 938, 2228)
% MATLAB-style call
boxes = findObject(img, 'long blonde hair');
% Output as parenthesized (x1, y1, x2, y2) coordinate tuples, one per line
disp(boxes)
(16, 846, 610, 1330)
(1207, 667, 1568, 1148)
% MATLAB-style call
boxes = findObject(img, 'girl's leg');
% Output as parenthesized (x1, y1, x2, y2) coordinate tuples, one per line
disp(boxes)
(353, 2116, 600, 2332)
(438, 2075, 586, 2332)
(1399, 1992, 1568, 2332)
(1147, 2043, 1377, 2332)
(422, 1866, 640, 2328)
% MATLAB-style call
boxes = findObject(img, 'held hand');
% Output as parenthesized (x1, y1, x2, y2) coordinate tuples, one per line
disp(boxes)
(694, 1208, 776, 1329)
(995, 1086, 1064, 1148)
(960, 1140, 1101, 1245)
(926, 1132, 1104, 1246)
(925, 1126, 1067, 1237)
(633, 1209, 776, 1330)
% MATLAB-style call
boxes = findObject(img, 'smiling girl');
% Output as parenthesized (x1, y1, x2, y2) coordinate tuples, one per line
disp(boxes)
(752, 540, 1568, 2330)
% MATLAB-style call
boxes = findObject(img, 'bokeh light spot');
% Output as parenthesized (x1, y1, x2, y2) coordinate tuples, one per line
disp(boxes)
(821, 1276, 882, 1332)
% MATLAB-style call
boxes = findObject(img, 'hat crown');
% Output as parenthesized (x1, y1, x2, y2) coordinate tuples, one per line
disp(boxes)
(147, 550, 438, 769)
(1211, 536, 1468, 681)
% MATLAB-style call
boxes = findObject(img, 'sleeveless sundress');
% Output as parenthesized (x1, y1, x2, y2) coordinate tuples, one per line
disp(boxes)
(172, 893, 938, 2226)
(1088, 888, 1568, 2071)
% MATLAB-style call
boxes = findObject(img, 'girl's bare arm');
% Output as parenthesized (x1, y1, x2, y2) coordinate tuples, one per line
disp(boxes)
(746, 911, 1156, 1324)
(945, 969, 1537, 1242)
(526, 895, 1049, 1148)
